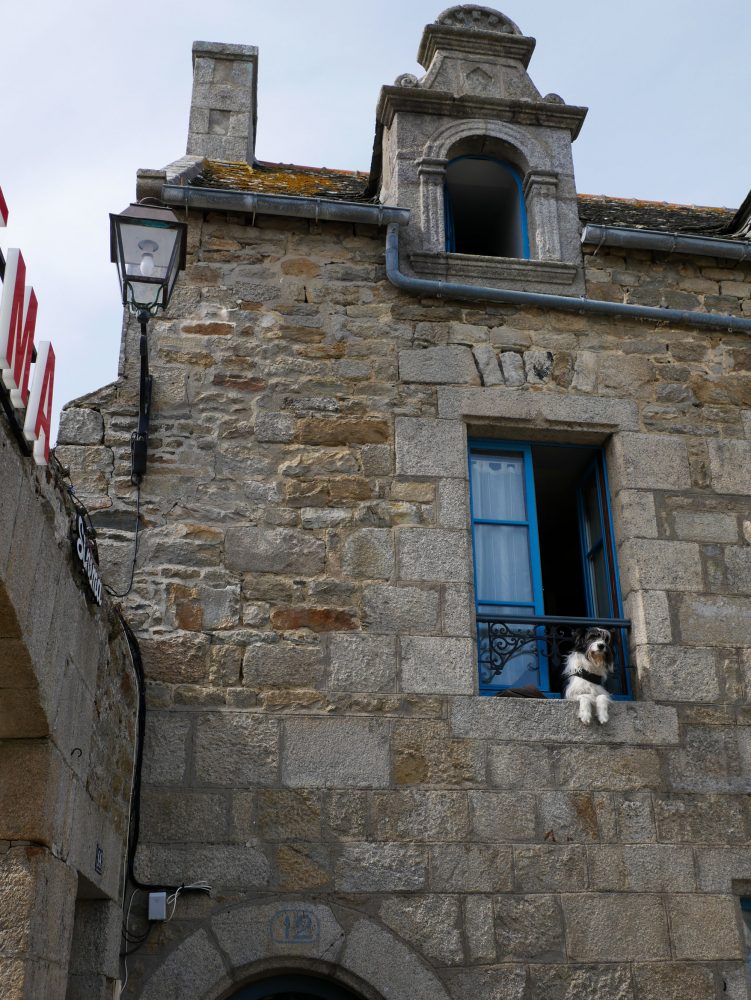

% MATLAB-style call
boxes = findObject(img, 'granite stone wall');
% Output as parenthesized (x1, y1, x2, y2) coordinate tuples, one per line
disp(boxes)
(0, 417, 136, 1000)
(59, 211, 751, 999)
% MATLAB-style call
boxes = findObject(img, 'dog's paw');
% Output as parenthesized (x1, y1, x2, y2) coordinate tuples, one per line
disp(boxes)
(596, 709, 609, 725)
(578, 708, 592, 725)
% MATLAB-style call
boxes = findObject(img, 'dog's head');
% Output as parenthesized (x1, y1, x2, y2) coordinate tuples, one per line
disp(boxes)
(572, 627, 614, 672)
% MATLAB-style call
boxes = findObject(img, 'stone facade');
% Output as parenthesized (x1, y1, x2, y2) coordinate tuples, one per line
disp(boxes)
(55, 6, 751, 999)
(0, 417, 136, 999)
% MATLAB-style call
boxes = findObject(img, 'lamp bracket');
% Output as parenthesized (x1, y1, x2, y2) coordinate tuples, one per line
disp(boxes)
(131, 311, 152, 485)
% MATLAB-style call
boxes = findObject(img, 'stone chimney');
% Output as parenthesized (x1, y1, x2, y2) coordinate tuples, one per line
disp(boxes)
(187, 41, 258, 163)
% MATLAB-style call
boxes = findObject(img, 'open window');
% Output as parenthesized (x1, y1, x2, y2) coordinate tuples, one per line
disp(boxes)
(444, 156, 529, 259)
(469, 440, 630, 697)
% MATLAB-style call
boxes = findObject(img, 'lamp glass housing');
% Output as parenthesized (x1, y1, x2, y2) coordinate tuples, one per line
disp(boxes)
(109, 203, 187, 315)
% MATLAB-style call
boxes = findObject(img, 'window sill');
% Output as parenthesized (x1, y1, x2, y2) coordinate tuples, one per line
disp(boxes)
(409, 251, 585, 295)
(449, 697, 679, 745)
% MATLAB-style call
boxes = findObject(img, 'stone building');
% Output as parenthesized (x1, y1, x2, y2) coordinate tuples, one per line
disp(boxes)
(57, 6, 751, 999)
(0, 412, 136, 997)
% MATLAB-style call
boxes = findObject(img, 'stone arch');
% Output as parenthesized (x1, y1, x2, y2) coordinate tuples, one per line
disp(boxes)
(423, 117, 554, 174)
(138, 901, 452, 1000)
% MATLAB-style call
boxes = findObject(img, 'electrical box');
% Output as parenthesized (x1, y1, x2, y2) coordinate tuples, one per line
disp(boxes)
(148, 891, 167, 921)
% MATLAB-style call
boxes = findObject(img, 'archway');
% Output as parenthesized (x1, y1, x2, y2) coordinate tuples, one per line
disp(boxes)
(228, 973, 364, 999)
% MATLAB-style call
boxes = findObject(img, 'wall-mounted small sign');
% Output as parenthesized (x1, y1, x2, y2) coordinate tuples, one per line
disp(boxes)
(269, 908, 319, 945)
(72, 514, 103, 605)
(95, 843, 104, 875)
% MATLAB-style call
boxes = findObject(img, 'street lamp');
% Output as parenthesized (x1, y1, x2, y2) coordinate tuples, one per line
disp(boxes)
(109, 201, 186, 484)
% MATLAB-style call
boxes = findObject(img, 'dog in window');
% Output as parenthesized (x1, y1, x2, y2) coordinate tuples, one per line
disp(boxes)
(563, 627, 613, 724)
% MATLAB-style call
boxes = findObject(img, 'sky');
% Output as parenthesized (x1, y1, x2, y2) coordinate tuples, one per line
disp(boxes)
(3, 0, 750, 443)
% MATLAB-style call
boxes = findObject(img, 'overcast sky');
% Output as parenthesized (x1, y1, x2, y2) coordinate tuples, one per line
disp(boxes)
(3, 0, 750, 442)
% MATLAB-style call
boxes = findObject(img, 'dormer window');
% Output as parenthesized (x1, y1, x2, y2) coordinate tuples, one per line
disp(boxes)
(445, 156, 529, 259)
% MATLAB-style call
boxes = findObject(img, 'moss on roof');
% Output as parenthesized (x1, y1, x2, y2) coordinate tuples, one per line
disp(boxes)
(191, 160, 739, 235)
(195, 160, 370, 200)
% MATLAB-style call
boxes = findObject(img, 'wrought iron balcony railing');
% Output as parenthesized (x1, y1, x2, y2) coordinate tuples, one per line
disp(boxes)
(476, 614, 632, 697)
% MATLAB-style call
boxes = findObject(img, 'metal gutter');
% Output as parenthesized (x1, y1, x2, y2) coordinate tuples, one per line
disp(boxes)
(161, 183, 410, 227)
(385, 224, 751, 333)
(582, 223, 751, 262)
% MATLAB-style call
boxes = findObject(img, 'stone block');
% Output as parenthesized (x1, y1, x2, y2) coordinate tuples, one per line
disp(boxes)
(438, 479, 470, 529)
(67, 898, 122, 979)
(473, 344, 503, 386)
(538, 791, 603, 843)
(194, 713, 279, 786)
(500, 352, 525, 386)
(529, 963, 634, 1000)
(140, 632, 210, 685)
(463, 895, 496, 963)
(253, 788, 322, 841)
(612, 489, 658, 539)
(282, 717, 390, 788)
(141, 712, 191, 785)
(708, 439, 751, 494)
(562, 893, 670, 961)
(469, 791, 537, 842)
(57, 407, 104, 445)
(668, 894, 743, 960)
(653, 794, 748, 844)
(399, 346, 480, 385)
(696, 847, 751, 891)
(442, 966, 527, 1000)
(400, 636, 474, 694)
(614, 792, 656, 843)
(673, 510, 740, 543)
(624, 589, 672, 646)
(666, 725, 746, 792)
(395, 417, 467, 477)
(329, 633, 397, 692)
(334, 844, 426, 891)
(609, 432, 691, 491)
(341, 919, 450, 1000)
(398, 527, 470, 583)
(553, 745, 662, 791)
(325, 790, 368, 840)
(619, 539, 703, 594)
(588, 844, 695, 891)
(524, 349, 554, 384)
(493, 894, 564, 961)
(379, 895, 463, 964)
(392, 720, 485, 787)
(727, 545, 751, 594)
(138, 928, 231, 1000)
(341, 528, 394, 579)
(224, 526, 325, 574)
(632, 963, 716, 1000)
(363, 584, 440, 634)
(242, 637, 327, 688)
(429, 844, 513, 892)
(637, 645, 719, 702)
(136, 843, 270, 889)
(373, 790, 469, 842)
(487, 744, 554, 790)
(436, 387, 639, 431)
(140, 789, 228, 842)
(513, 845, 588, 892)
(677, 594, 751, 645)
(254, 411, 296, 443)
(450, 698, 680, 746)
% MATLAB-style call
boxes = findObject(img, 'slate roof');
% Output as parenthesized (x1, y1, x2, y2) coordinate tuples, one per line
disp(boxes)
(191, 160, 742, 236)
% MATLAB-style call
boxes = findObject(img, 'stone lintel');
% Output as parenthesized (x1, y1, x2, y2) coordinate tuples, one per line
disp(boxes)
(436, 387, 639, 432)
(409, 251, 581, 293)
(376, 86, 588, 137)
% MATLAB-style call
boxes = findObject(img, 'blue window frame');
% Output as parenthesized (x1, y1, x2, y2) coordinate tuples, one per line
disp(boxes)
(742, 899, 751, 979)
(445, 156, 530, 259)
(469, 440, 630, 697)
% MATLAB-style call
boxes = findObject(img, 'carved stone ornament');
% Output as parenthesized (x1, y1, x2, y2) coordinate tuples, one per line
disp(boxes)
(544, 92, 566, 104)
(394, 72, 419, 88)
(435, 4, 522, 34)
(465, 66, 494, 94)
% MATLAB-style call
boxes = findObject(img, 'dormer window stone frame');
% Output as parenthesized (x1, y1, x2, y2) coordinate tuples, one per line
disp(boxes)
(376, 5, 588, 296)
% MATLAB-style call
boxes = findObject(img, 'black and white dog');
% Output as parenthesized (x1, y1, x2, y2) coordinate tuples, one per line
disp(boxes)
(563, 627, 613, 725)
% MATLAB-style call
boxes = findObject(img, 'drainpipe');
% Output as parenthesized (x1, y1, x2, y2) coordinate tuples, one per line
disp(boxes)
(385, 223, 751, 333)
(582, 223, 751, 263)
(161, 183, 410, 228)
